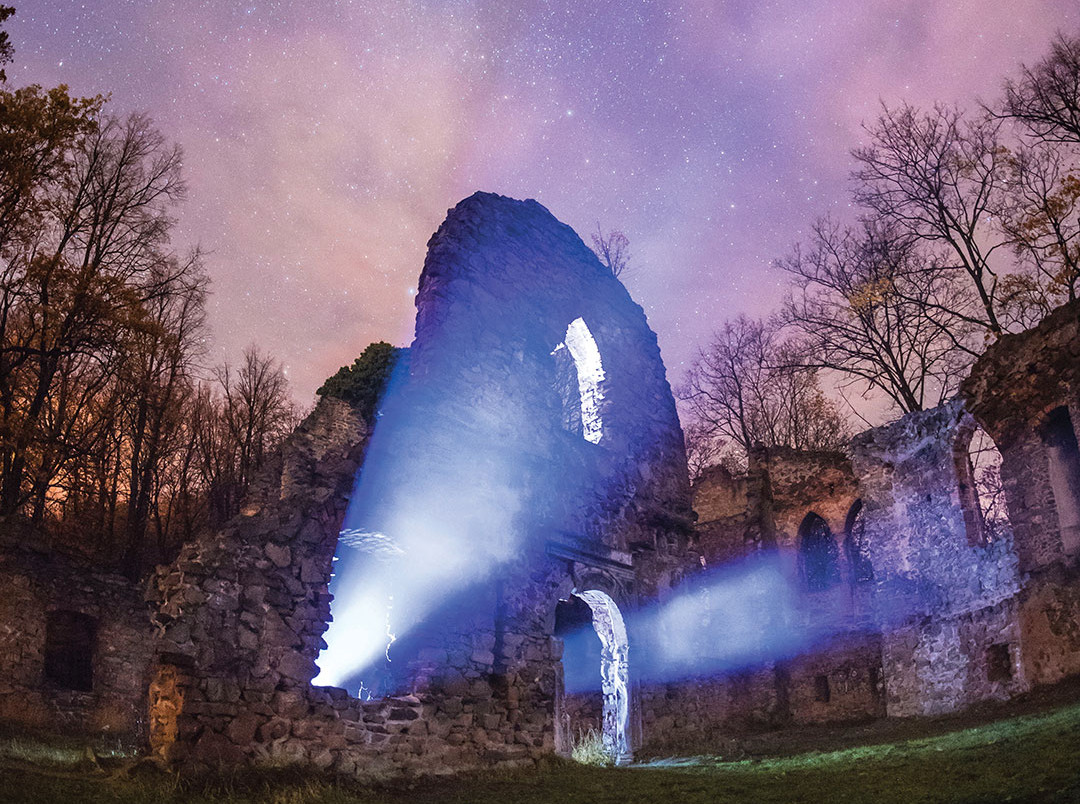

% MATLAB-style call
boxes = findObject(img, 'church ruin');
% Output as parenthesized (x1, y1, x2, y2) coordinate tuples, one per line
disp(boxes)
(146, 192, 693, 772)
(1, 192, 1080, 776)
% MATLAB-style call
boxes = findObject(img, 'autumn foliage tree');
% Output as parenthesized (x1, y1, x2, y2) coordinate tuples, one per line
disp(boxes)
(0, 10, 298, 575)
(769, 32, 1080, 426)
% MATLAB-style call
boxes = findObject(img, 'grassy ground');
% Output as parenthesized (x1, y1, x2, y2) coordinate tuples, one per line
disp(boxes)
(3, 688, 1080, 804)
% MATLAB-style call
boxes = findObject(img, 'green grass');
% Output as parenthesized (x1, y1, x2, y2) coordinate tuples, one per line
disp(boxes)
(569, 727, 615, 767)
(2, 699, 1080, 803)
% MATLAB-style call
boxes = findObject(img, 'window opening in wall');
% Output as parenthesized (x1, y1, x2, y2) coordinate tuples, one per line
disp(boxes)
(43, 610, 96, 692)
(814, 674, 831, 703)
(1039, 406, 1080, 554)
(554, 590, 630, 762)
(552, 346, 583, 436)
(955, 424, 1008, 546)
(551, 317, 605, 444)
(986, 643, 1013, 684)
(844, 500, 873, 584)
(798, 512, 840, 592)
(868, 666, 883, 702)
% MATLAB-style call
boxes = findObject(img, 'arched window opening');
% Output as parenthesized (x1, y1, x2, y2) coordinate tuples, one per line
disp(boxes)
(1038, 406, 1080, 554)
(798, 513, 840, 592)
(955, 425, 1008, 547)
(551, 318, 606, 444)
(555, 590, 630, 762)
(44, 610, 96, 692)
(844, 500, 873, 584)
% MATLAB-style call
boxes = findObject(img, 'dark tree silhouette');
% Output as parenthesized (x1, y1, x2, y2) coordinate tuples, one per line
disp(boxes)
(1004, 32, 1080, 145)
(591, 224, 630, 278)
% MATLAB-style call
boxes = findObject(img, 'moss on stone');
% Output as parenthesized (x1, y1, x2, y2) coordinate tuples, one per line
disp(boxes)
(316, 342, 406, 422)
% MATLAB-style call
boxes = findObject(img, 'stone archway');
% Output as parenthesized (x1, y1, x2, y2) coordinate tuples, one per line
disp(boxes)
(149, 192, 687, 774)
(576, 590, 630, 762)
(555, 588, 631, 763)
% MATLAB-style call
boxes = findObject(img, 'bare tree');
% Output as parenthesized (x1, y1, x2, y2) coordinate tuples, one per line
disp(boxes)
(780, 217, 970, 415)
(852, 103, 1012, 337)
(591, 224, 630, 278)
(211, 346, 297, 523)
(117, 253, 208, 576)
(682, 421, 727, 483)
(0, 111, 186, 516)
(1003, 31, 1080, 145)
(679, 317, 849, 468)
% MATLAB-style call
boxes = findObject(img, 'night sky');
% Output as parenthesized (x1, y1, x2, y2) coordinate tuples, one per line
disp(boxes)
(8, 1, 1078, 400)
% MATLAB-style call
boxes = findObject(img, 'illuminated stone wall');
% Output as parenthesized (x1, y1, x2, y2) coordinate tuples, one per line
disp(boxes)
(962, 300, 1080, 687)
(850, 402, 1026, 716)
(369, 191, 693, 563)
(642, 398, 1035, 747)
(147, 395, 372, 767)
(147, 193, 692, 774)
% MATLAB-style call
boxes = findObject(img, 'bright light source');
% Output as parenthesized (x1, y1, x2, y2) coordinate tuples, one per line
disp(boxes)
(563, 317, 605, 444)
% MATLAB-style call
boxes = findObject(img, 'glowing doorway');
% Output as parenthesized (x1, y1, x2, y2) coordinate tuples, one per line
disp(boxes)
(557, 589, 631, 762)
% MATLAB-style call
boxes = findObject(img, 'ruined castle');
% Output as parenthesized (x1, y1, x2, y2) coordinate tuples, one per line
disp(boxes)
(1, 192, 1079, 774)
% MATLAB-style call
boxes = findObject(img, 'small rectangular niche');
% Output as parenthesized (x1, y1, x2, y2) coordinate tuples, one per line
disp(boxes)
(814, 674, 831, 703)
(986, 643, 1013, 684)
(43, 610, 96, 692)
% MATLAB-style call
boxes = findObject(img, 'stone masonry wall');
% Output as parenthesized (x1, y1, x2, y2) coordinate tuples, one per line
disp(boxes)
(148, 395, 372, 767)
(963, 299, 1080, 687)
(963, 300, 1080, 573)
(0, 542, 153, 739)
(149, 193, 691, 775)
(639, 448, 881, 749)
(849, 401, 1026, 716)
(148, 396, 571, 774)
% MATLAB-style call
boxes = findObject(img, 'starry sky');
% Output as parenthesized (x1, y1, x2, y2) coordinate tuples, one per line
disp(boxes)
(7, 1, 1079, 400)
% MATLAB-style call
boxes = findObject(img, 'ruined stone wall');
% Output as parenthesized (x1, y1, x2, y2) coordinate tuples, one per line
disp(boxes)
(849, 401, 1026, 716)
(148, 396, 572, 773)
(1016, 565, 1080, 685)
(692, 466, 749, 567)
(880, 599, 1024, 717)
(650, 393, 1047, 736)
(693, 465, 747, 525)
(784, 634, 885, 725)
(752, 447, 860, 552)
(638, 666, 780, 753)
(636, 448, 881, 748)
(637, 632, 886, 755)
(963, 300, 1080, 687)
(963, 301, 1080, 572)
(0, 542, 153, 738)
(148, 395, 372, 766)
(359, 190, 693, 567)
(752, 447, 864, 629)
(149, 193, 691, 774)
